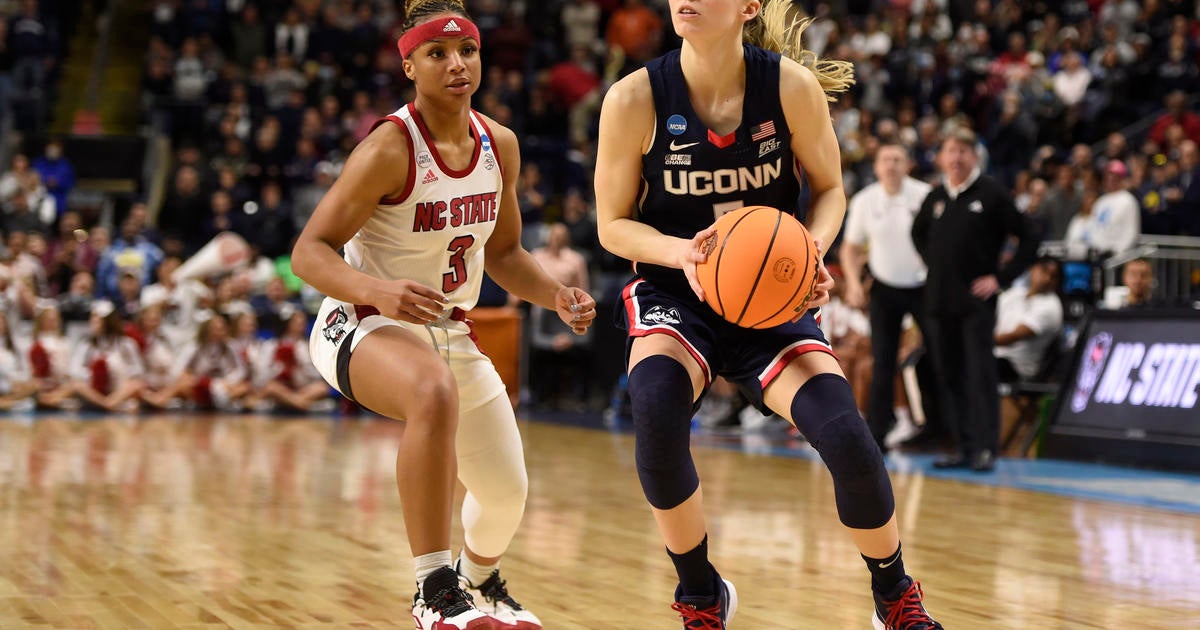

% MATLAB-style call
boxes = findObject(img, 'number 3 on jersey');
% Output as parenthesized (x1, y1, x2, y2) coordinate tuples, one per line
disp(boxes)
(443, 235, 475, 293)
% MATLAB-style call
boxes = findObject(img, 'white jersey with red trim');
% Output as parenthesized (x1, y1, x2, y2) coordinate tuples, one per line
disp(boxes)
(343, 103, 503, 313)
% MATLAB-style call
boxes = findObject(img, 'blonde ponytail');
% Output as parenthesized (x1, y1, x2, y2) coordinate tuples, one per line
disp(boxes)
(743, 0, 854, 101)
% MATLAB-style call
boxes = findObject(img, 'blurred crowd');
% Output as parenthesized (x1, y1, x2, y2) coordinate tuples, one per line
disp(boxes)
(1, 0, 1199, 415)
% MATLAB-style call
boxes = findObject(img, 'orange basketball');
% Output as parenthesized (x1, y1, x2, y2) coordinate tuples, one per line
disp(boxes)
(695, 206, 820, 329)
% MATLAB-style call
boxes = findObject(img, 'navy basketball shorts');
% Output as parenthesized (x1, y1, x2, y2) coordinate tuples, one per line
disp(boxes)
(618, 277, 835, 411)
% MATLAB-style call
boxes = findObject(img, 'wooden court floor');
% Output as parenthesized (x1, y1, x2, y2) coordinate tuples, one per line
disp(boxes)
(0, 414, 1198, 629)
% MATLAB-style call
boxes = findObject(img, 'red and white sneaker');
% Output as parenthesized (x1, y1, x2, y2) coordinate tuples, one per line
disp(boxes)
(458, 567, 542, 630)
(872, 577, 943, 630)
(671, 575, 738, 629)
(412, 566, 493, 630)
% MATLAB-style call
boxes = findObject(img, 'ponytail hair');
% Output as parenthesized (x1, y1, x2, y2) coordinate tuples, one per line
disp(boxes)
(402, 0, 471, 33)
(743, 0, 854, 101)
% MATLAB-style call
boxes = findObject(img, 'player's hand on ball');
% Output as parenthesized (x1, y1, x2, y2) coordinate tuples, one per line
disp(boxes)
(681, 227, 718, 301)
(556, 286, 596, 335)
(371, 278, 447, 325)
(797, 239, 835, 316)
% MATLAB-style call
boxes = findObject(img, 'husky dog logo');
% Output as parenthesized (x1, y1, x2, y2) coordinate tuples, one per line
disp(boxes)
(642, 305, 682, 325)
(1071, 332, 1113, 413)
(323, 307, 349, 344)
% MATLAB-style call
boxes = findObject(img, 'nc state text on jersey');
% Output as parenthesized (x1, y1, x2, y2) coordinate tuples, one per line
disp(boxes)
(412, 193, 500, 232)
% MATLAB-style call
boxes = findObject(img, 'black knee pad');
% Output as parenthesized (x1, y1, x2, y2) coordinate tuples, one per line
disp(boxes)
(791, 374, 895, 529)
(628, 355, 700, 510)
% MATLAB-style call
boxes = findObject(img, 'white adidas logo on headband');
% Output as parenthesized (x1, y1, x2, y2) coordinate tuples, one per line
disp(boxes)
(443, 19, 461, 32)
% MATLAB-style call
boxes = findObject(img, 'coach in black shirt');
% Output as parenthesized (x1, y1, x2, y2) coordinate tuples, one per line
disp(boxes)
(912, 127, 1037, 472)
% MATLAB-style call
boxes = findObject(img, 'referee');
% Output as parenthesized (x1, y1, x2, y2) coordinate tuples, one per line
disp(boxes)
(840, 144, 932, 450)
(911, 127, 1036, 472)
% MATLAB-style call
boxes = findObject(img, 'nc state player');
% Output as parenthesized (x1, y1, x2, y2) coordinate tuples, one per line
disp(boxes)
(291, 1, 596, 628)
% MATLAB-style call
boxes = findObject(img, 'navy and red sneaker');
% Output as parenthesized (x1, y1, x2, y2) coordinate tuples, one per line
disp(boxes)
(671, 575, 738, 629)
(872, 577, 943, 630)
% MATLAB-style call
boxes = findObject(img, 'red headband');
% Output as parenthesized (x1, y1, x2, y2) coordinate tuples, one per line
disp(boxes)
(397, 16, 481, 58)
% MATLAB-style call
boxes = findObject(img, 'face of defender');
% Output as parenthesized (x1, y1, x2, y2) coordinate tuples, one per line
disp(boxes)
(402, 17, 481, 100)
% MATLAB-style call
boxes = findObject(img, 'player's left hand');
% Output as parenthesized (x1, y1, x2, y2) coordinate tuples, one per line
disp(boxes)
(797, 239, 835, 316)
(555, 286, 597, 335)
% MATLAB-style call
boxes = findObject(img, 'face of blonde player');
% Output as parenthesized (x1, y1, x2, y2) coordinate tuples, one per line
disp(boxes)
(402, 16, 481, 104)
(668, 0, 760, 42)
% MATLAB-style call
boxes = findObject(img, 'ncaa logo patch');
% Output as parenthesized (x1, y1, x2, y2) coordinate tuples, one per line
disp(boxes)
(642, 305, 682, 325)
(667, 114, 688, 136)
(481, 134, 491, 151)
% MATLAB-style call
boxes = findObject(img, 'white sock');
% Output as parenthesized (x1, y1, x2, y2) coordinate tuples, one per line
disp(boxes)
(457, 550, 499, 587)
(894, 406, 912, 425)
(415, 550, 453, 593)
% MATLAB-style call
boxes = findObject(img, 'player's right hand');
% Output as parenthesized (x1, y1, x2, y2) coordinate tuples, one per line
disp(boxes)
(368, 279, 447, 325)
(679, 227, 717, 302)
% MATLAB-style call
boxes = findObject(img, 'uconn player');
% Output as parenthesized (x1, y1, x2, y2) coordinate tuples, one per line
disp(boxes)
(594, 1, 942, 628)
(292, 1, 596, 628)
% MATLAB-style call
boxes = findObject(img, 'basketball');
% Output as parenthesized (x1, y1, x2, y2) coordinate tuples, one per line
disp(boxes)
(695, 206, 820, 329)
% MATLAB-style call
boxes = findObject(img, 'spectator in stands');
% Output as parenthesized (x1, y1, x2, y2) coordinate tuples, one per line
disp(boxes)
(0, 314, 36, 410)
(95, 214, 164, 300)
(1065, 186, 1101, 255)
(31, 139, 75, 218)
(293, 161, 337, 233)
(245, 309, 331, 413)
(56, 270, 94, 323)
(158, 166, 209, 255)
(606, 0, 663, 65)
(1150, 91, 1200, 147)
(8, 0, 53, 121)
(236, 180, 294, 259)
(142, 255, 211, 348)
(133, 302, 182, 408)
(113, 269, 143, 321)
(1174, 139, 1200, 236)
(68, 300, 145, 412)
(561, 0, 602, 53)
(229, 309, 265, 385)
(0, 20, 12, 132)
(994, 256, 1063, 383)
(251, 275, 300, 336)
(28, 303, 77, 409)
(145, 313, 249, 410)
(230, 4, 267, 69)
(0, 153, 32, 204)
(1086, 159, 1141, 254)
(1139, 157, 1181, 235)
(273, 8, 310, 61)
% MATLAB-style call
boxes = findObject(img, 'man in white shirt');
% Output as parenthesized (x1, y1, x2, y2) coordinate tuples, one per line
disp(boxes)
(1089, 160, 1140, 254)
(840, 144, 933, 450)
(994, 257, 1064, 382)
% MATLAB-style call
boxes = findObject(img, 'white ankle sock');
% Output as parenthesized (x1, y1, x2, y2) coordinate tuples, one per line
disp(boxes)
(457, 550, 499, 587)
(415, 550, 453, 594)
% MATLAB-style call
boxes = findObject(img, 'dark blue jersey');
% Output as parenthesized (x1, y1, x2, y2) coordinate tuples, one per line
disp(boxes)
(638, 43, 803, 291)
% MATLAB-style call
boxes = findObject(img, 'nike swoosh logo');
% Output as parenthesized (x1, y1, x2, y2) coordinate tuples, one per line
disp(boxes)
(878, 557, 899, 569)
(669, 140, 700, 151)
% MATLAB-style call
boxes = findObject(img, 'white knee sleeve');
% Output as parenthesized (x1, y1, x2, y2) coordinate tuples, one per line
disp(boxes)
(455, 394, 528, 558)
